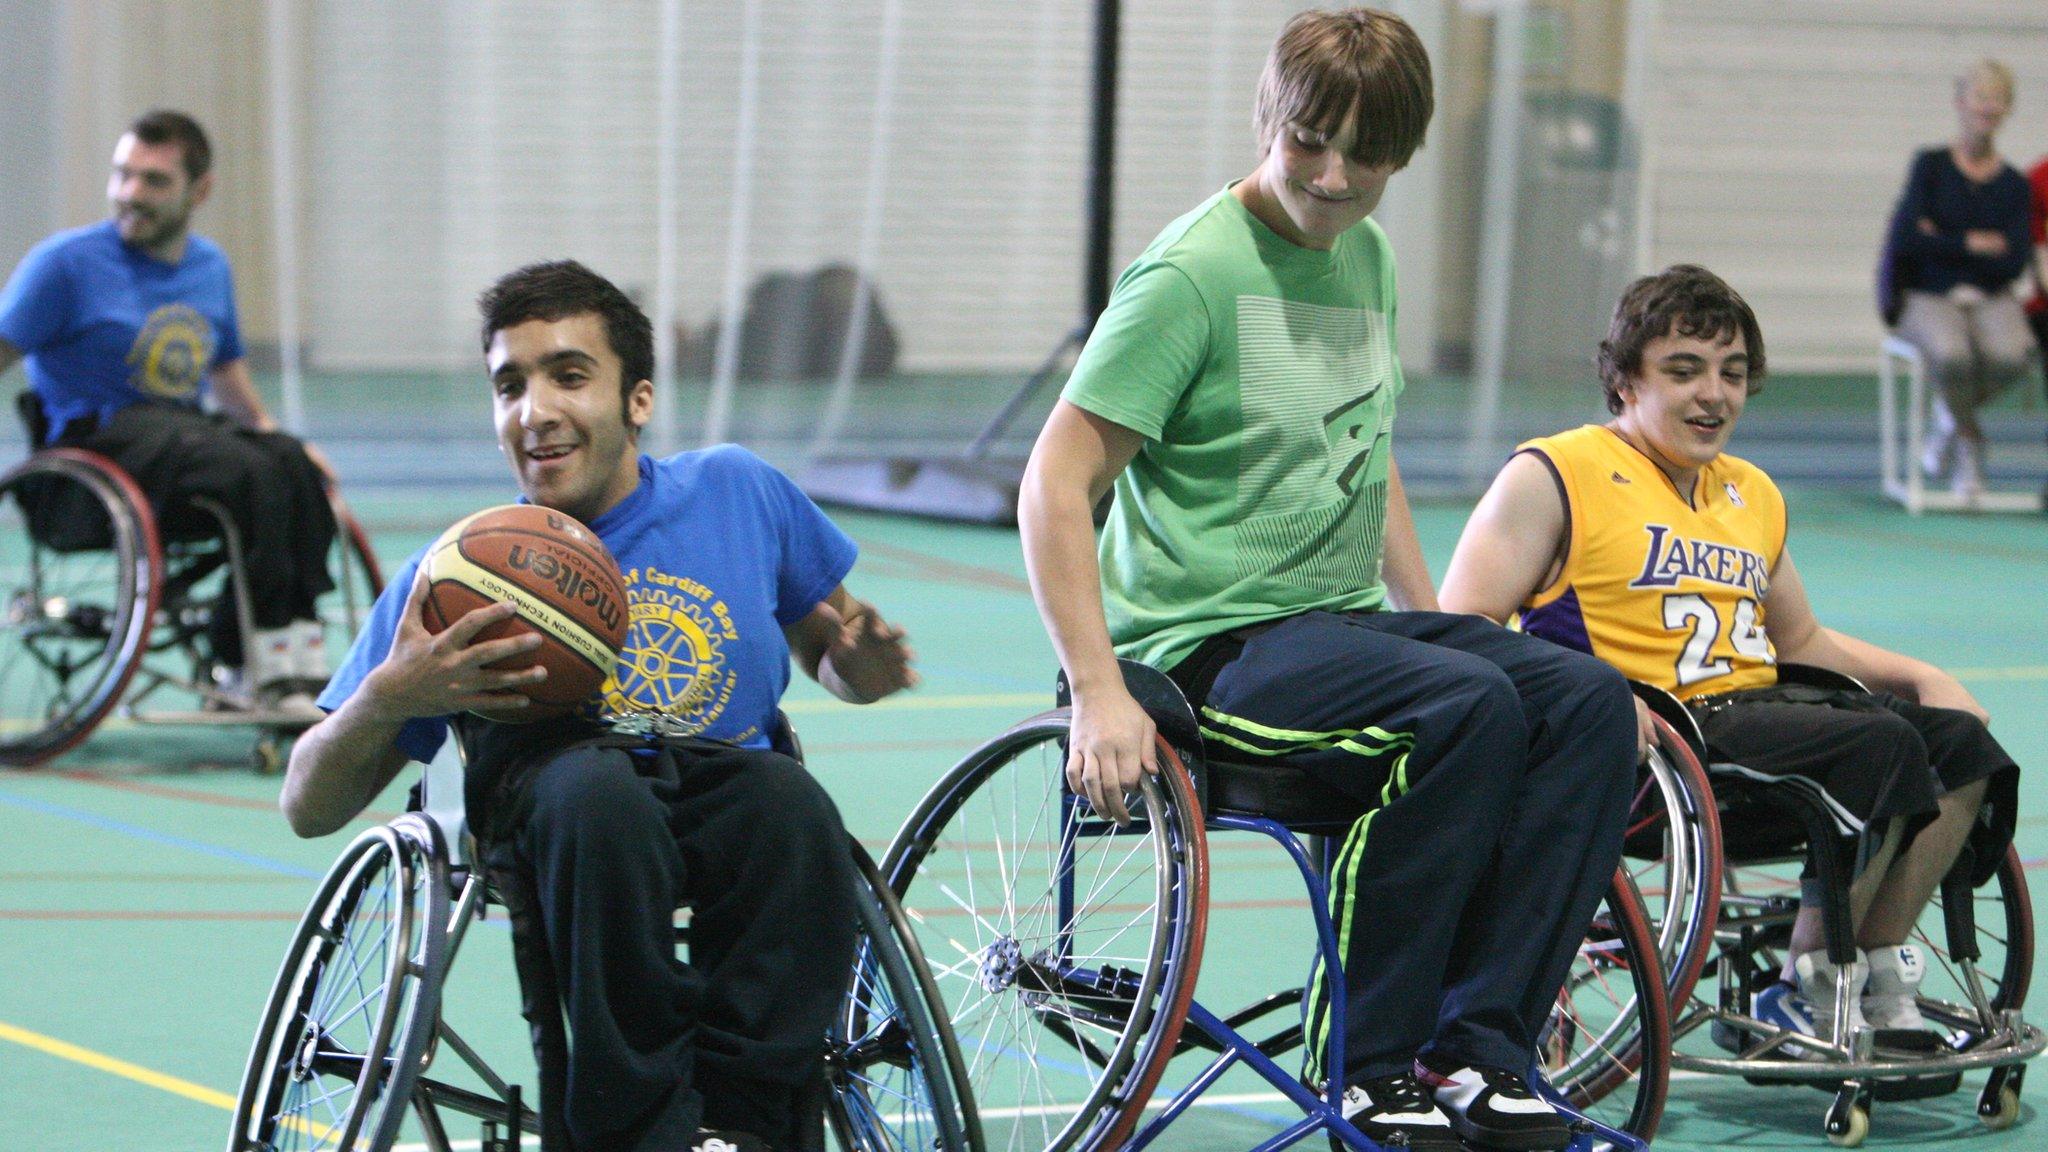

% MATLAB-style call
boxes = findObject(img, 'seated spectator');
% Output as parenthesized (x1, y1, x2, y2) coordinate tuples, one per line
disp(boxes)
(1883, 60, 2034, 504)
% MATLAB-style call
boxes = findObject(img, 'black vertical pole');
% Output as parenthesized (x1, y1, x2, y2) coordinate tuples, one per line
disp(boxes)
(1082, 0, 1120, 325)
(964, 0, 1120, 461)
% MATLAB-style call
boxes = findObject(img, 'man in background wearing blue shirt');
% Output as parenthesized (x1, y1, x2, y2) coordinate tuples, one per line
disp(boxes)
(0, 110, 337, 708)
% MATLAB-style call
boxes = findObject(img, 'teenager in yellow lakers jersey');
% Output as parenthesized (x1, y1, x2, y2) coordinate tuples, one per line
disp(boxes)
(1442, 265, 2018, 1051)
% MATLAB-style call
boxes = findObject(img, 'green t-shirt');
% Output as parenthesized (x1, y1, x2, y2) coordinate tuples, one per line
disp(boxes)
(1063, 187, 1405, 672)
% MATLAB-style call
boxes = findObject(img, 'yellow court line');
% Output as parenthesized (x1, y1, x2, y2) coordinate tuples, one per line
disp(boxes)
(783, 692, 1047, 714)
(1952, 666, 2048, 682)
(0, 1017, 235, 1110)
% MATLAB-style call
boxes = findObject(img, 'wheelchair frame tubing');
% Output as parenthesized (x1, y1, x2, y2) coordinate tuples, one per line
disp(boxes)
(1125, 822, 1661, 1152)
(1124, 812, 1364, 1152)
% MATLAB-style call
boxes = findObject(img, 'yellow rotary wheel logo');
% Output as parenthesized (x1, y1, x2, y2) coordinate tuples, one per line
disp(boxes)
(125, 304, 214, 400)
(603, 583, 732, 732)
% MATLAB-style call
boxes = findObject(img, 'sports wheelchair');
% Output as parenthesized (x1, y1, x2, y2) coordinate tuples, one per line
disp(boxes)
(1619, 664, 2040, 1146)
(877, 661, 1670, 1152)
(0, 399, 382, 770)
(227, 719, 981, 1152)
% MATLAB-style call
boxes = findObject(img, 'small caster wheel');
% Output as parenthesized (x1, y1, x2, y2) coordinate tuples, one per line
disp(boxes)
(1826, 1085, 1871, 1148)
(1980, 1084, 2021, 1131)
(1825, 1105, 1869, 1147)
(253, 734, 285, 774)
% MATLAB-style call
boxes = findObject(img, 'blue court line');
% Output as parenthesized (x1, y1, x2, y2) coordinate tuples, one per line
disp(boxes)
(0, 788, 321, 879)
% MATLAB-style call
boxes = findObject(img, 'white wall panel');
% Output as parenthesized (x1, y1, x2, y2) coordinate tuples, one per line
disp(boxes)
(1642, 1, 2048, 370)
(301, 1, 1439, 374)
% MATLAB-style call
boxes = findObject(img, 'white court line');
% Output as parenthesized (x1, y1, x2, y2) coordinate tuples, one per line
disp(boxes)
(388, 1091, 1300, 1149)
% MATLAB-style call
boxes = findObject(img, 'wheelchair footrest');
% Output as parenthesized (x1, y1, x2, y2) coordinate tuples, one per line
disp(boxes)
(1869, 1073, 1965, 1103)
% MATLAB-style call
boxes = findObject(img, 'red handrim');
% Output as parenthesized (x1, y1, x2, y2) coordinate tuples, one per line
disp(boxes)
(0, 449, 164, 766)
(1645, 713, 1723, 1008)
(331, 495, 386, 595)
(1095, 734, 1210, 1152)
(1559, 869, 1671, 1143)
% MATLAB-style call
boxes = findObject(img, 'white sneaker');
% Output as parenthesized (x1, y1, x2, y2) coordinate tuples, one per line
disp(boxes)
(290, 618, 330, 685)
(1922, 397, 1958, 479)
(247, 625, 298, 691)
(1952, 439, 1985, 506)
(1863, 944, 1929, 1031)
(1794, 949, 1870, 1046)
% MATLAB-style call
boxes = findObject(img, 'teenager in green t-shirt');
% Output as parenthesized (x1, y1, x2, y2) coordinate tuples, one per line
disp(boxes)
(1018, 10, 1636, 1150)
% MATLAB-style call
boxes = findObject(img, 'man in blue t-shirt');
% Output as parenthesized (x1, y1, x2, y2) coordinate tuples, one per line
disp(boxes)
(0, 110, 337, 707)
(283, 260, 916, 1152)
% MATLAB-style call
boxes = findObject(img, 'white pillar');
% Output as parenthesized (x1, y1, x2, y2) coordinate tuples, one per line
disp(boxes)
(266, 0, 306, 434)
(810, 0, 904, 461)
(1464, 0, 1529, 491)
(651, 0, 684, 458)
(704, 0, 763, 448)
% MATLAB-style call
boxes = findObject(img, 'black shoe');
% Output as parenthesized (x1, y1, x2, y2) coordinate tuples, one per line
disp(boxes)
(690, 1130, 768, 1152)
(1335, 1070, 1462, 1150)
(1414, 1059, 1571, 1151)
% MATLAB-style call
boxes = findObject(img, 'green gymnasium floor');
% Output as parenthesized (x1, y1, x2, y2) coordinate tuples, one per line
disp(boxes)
(2, 486, 2044, 1151)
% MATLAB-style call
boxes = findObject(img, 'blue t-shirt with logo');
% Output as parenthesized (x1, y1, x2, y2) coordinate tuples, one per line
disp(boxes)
(0, 219, 244, 442)
(319, 447, 858, 763)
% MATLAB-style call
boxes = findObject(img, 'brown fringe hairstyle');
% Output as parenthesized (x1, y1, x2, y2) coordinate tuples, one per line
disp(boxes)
(1252, 8, 1434, 170)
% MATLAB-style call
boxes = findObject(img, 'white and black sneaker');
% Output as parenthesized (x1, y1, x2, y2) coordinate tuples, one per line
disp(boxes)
(1415, 1059, 1571, 1151)
(1335, 1070, 1462, 1150)
(689, 1129, 767, 1152)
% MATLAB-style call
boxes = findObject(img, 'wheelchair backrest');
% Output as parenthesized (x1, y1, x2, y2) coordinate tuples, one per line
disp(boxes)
(10, 470, 119, 553)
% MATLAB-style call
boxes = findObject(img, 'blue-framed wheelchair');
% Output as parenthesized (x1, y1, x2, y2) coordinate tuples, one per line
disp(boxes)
(0, 397, 383, 769)
(1625, 664, 2041, 1146)
(878, 661, 1670, 1152)
(227, 716, 981, 1152)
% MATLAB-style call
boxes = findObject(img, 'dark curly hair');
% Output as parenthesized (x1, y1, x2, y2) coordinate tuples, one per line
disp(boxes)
(1597, 264, 1766, 415)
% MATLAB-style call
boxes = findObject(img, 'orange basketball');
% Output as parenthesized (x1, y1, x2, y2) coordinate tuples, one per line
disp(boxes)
(420, 505, 630, 722)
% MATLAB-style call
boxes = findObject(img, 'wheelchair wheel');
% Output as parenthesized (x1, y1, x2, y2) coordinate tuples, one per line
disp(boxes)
(230, 815, 448, 1152)
(829, 842, 981, 1152)
(882, 711, 1208, 1152)
(313, 501, 385, 680)
(1623, 714, 1723, 1007)
(0, 450, 160, 766)
(1540, 870, 1671, 1147)
(1914, 843, 2034, 1025)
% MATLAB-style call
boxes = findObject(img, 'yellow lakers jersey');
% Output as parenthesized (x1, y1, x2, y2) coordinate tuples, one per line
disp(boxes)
(1517, 425, 1787, 699)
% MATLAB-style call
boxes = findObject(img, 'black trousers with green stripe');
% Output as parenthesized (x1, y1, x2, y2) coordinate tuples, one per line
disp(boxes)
(1172, 610, 1636, 1083)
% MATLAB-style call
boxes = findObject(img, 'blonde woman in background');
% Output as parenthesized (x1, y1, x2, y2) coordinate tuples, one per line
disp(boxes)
(1884, 60, 2035, 504)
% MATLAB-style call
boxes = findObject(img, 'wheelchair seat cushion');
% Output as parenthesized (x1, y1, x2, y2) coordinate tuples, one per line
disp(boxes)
(1205, 754, 1370, 830)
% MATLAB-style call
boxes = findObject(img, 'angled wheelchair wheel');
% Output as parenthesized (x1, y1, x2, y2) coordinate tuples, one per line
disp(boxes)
(318, 500, 384, 672)
(882, 711, 1208, 1152)
(1540, 870, 1671, 1148)
(0, 450, 161, 766)
(230, 815, 449, 1152)
(829, 842, 981, 1152)
(1915, 843, 2034, 1025)
(1623, 714, 1723, 1007)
